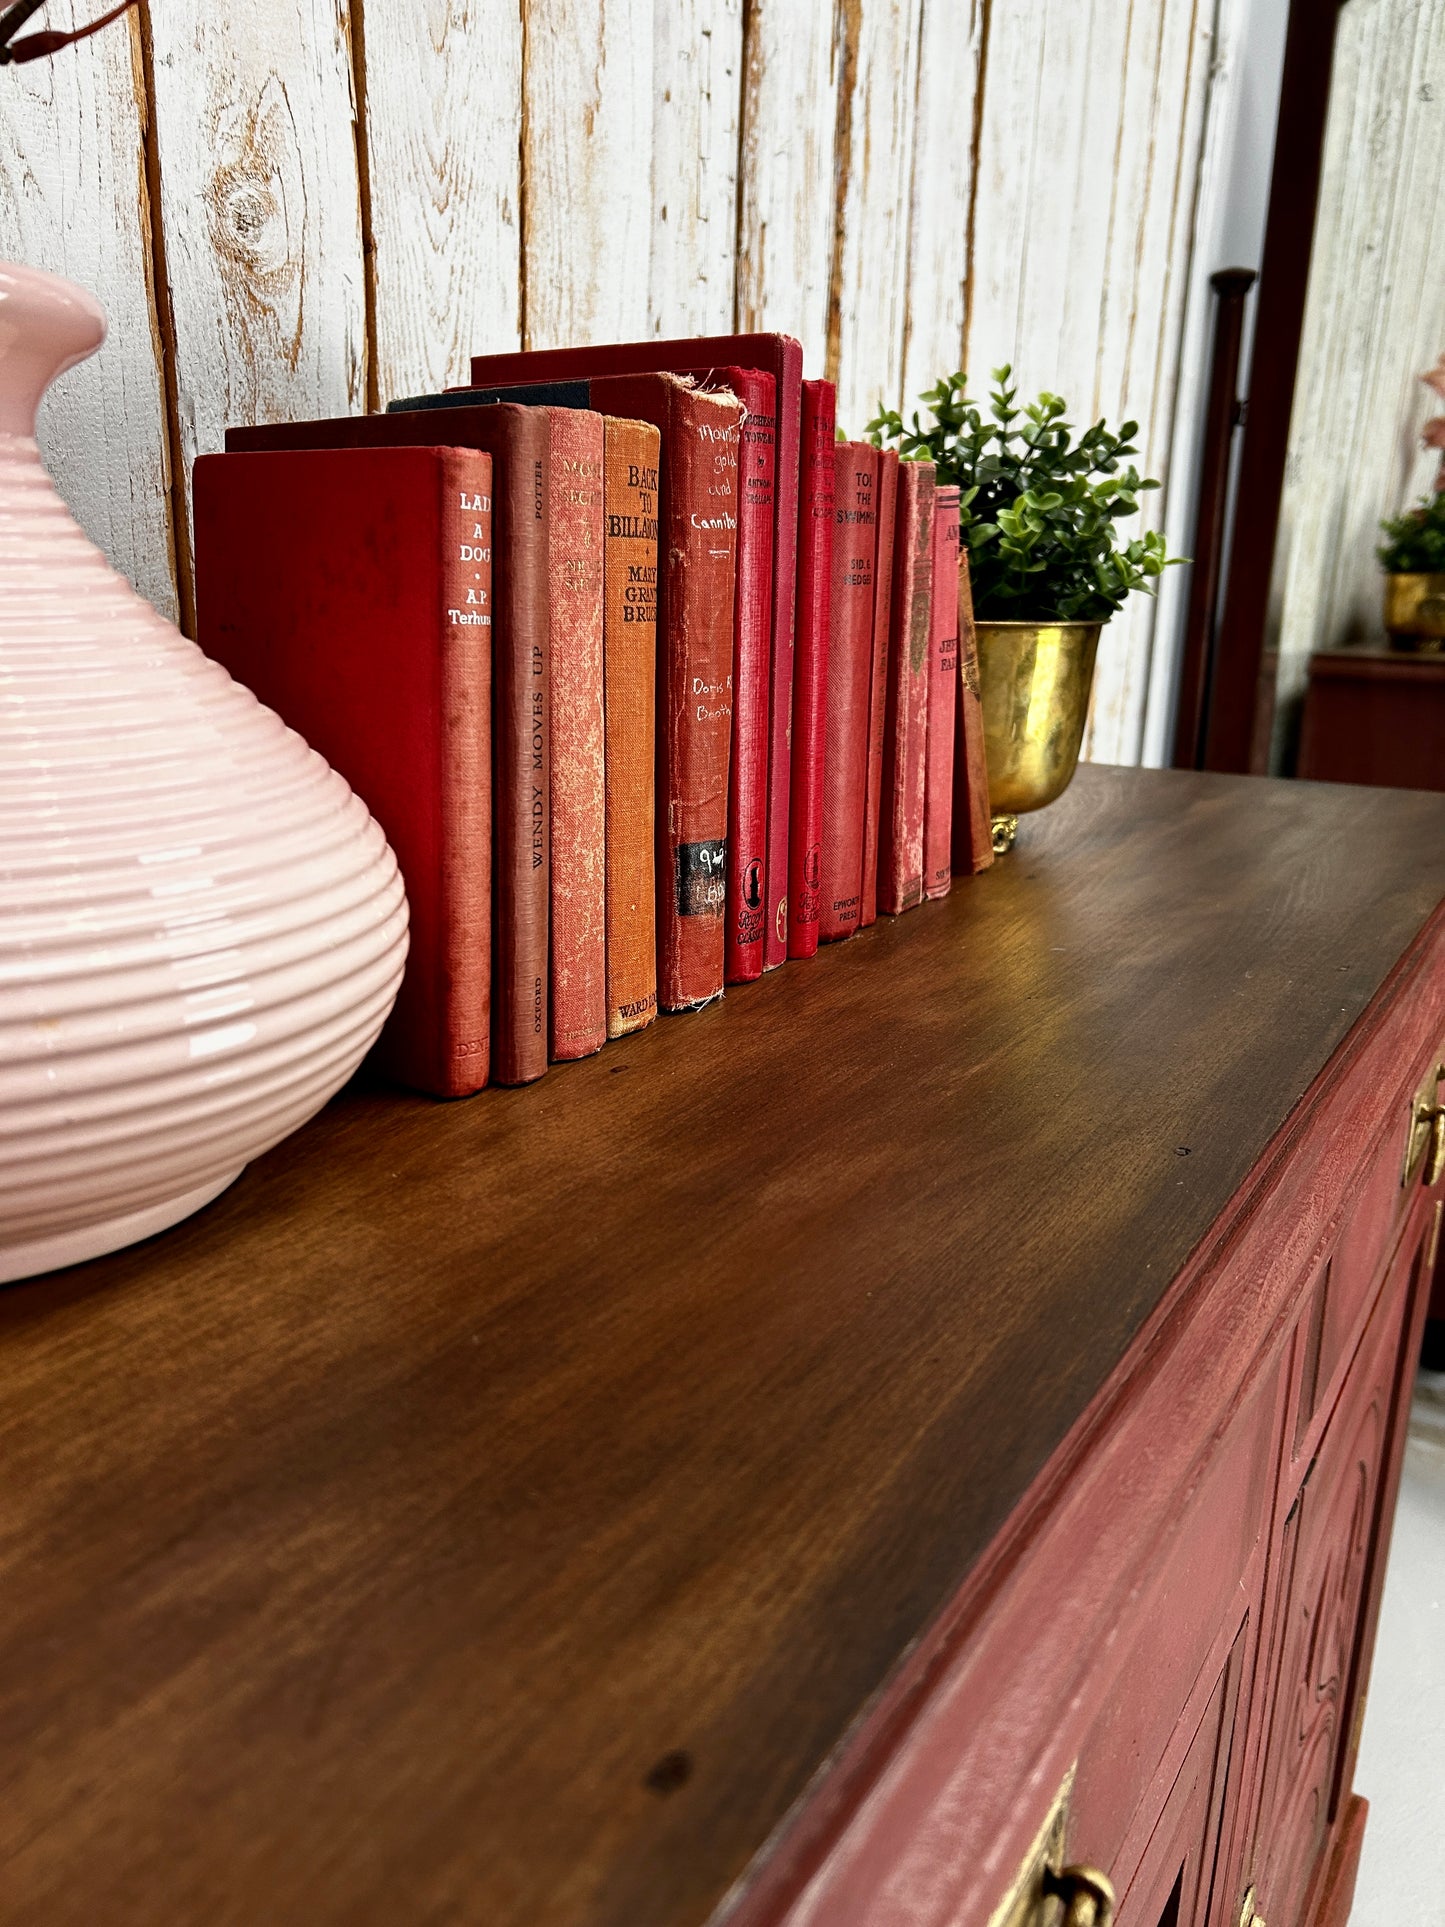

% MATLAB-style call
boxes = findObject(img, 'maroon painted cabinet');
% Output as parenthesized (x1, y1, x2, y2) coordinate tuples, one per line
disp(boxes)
(1298, 642, 1445, 793)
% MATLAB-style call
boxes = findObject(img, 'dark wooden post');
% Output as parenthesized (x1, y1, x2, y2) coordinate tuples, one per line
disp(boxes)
(1202, 0, 1346, 774)
(1172, 268, 1257, 771)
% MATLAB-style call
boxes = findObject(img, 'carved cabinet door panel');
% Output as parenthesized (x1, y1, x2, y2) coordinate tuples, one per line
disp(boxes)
(1115, 1631, 1245, 1927)
(1249, 1211, 1430, 1927)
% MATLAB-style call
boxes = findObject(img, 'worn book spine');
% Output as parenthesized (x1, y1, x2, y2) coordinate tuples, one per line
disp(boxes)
(878, 459, 936, 916)
(436, 450, 495, 1089)
(819, 442, 879, 942)
(924, 486, 961, 902)
(655, 386, 742, 1007)
(546, 409, 607, 1060)
(788, 379, 837, 960)
(764, 363, 804, 971)
(602, 417, 661, 1038)
(716, 366, 776, 985)
(593, 377, 742, 1009)
(861, 449, 899, 928)
(951, 544, 996, 876)
(490, 412, 551, 1084)
(655, 381, 739, 1002)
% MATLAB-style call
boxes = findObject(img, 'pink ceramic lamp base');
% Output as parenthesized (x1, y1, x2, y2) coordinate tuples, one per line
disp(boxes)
(0, 1171, 242, 1286)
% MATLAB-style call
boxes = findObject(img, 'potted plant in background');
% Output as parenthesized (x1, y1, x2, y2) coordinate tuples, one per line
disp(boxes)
(1378, 355, 1445, 650)
(869, 369, 1181, 849)
(1378, 495, 1445, 648)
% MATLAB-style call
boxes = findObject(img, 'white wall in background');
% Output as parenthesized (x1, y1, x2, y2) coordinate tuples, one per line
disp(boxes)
(1268, 0, 1445, 772)
(1140, 0, 1291, 767)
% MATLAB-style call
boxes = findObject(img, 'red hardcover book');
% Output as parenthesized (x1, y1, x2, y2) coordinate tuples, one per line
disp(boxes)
(460, 333, 803, 975)
(924, 486, 961, 901)
(712, 366, 776, 984)
(545, 409, 607, 1061)
(193, 444, 492, 1098)
(225, 403, 551, 1087)
(819, 442, 879, 942)
(878, 459, 936, 916)
(861, 449, 899, 928)
(952, 545, 996, 877)
(789, 379, 836, 959)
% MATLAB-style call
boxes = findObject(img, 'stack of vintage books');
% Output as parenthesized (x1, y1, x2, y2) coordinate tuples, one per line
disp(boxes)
(194, 333, 993, 1098)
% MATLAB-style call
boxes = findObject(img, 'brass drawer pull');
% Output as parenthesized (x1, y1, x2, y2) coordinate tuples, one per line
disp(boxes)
(1043, 1863, 1116, 1927)
(1403, 1063, 1445, 1187)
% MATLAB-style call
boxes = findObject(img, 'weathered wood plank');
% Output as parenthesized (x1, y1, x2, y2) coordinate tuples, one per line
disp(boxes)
(147, 0, 367, 579)
(735, 0, 840, 359)
(897, 0, 982, 414)
(1087, 0, 1212, 764)
(0, 8, 176, 620)
(649, 0, 743, 336)
(830, 0, 924, 438)
(1271, 0, 1445, 767)
(364, 0, 524, 402)
(967, 0, 1213, 767)
(521, 0, 655, 348)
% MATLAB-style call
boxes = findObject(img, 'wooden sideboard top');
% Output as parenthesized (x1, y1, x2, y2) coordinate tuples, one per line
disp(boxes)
(6, 766, 1445, 1927)
(1308, 638, 1445, 680)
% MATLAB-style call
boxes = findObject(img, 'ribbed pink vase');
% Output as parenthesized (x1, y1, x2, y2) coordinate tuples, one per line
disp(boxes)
(0, 261, 409, 1283)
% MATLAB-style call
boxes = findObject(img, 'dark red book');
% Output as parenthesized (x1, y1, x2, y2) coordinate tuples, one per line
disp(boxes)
(878, 459, 936, 916)
(459, 334, 803, 976)
(789, 379, 836, 959)
(193, 444, 492, 1098)
(819, 442, 879, 943)
(861, 449, 899, 928)
(225, 402, 551, 1087)
(924, 486, 960, 902)
(952, 545, 996, 877)
(712, 367, 776, 984)
(544, 408, 607, 1062)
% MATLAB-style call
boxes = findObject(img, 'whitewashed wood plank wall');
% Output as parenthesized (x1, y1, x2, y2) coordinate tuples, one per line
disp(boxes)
(0, 0, 1220, 765)
(1269, 0, 1445, 770)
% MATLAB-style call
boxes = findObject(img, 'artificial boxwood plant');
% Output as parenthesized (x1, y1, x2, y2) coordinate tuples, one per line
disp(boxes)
(1378, 494, 1445, 574)
(867, 367, 1182, 623)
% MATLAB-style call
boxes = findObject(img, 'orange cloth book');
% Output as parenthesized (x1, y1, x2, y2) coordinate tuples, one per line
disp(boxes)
(602, 418, 661, 1038)
(546, 409, 607, 1062)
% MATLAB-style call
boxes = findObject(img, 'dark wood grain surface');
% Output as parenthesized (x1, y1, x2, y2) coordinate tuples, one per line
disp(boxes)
(5, 767, 1445, 1927)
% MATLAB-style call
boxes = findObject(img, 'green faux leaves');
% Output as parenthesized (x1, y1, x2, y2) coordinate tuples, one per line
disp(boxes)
(1378, 494, 1445, 574)
(867, 368, 1183, 623)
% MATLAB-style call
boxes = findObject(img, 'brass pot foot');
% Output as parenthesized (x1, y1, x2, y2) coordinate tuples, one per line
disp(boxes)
(991, 813, 1019, 856)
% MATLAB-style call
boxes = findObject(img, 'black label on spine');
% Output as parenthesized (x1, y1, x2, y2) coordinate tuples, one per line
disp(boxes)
(676, 839, 727, 917)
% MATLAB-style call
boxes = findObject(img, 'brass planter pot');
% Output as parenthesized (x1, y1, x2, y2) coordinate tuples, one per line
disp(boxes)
(976, 619, 1103, 852)
(1383, 572, 1445, 648)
